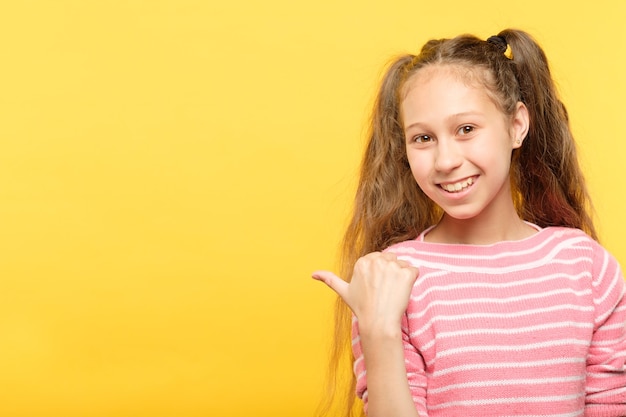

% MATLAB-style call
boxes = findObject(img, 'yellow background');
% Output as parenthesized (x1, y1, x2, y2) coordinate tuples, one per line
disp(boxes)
(0, 1, 624, 416)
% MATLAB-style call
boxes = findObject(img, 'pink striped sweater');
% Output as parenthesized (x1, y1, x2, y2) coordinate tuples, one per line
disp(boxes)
(352, 226, 626, 417)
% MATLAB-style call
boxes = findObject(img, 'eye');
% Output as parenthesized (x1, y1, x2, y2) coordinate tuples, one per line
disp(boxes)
(458, 125, 475, 135)
(412, 134, 433, 143)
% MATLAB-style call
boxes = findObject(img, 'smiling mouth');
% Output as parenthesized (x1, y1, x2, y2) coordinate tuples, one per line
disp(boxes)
(440, 176, 476, 193)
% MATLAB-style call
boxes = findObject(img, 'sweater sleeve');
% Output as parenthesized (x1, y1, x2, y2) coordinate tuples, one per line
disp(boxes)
(352, 314, 428, 416)
(585, 245, 626, 417)
(401, 313, 429, 416)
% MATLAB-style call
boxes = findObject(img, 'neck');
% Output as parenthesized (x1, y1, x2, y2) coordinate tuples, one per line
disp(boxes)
(425, 200, 537, 245)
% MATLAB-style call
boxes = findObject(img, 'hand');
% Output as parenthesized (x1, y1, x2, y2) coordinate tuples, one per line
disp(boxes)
(312, 252, 419, 333)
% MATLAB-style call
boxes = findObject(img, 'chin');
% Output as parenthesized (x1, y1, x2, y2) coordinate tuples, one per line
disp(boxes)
(440, 208, 482, 221)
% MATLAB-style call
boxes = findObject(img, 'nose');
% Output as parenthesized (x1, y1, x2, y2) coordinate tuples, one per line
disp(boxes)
(434, 139, 462, 172)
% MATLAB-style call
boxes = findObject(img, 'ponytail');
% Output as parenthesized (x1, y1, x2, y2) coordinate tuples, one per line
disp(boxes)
(500, 29, 597, 239)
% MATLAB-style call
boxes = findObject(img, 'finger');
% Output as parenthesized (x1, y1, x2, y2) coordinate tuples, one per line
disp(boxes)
(392, 260, 420, 285)
(396, 258, 411, 268)
(311, 270, 349, 300)
(381, 252, 398, 260)
(396, 259, 419, 274)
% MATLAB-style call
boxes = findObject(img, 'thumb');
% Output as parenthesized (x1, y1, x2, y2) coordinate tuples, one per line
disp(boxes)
(311, 270, 349, 300)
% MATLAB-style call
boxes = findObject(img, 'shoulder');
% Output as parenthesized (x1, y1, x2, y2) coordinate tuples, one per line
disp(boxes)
(544, 226, 615, 254)
(384, 239, 423, 252)
(383, 234, 435, 256)
(540, 226, 591, 240)
(533, 226, 616, 265)
(545, 226, 623, 284)
(536, 226, 599, 250)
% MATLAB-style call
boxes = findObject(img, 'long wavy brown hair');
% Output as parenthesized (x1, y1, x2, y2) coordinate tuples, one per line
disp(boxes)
(317, 28, 597, 417)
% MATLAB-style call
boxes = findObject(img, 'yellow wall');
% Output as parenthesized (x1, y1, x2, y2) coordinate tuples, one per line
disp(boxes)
(0, 1, 624, 416)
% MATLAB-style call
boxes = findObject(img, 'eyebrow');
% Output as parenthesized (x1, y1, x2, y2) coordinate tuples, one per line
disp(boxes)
(404, 111, 484, 131)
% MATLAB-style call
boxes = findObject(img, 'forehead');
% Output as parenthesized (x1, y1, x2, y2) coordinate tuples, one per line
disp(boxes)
(402, 64, 487, 98)
(403, 63, 506, 111)
(400, 64, 502, 120)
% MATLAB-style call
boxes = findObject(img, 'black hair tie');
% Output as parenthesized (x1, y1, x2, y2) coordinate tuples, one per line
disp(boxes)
(487, 35, 508, 54)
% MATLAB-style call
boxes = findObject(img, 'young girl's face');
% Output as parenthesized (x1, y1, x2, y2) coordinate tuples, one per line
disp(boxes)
(402, 65, 527, 223)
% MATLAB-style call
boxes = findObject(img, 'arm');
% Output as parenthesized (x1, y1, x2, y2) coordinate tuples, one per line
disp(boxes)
(313, 252, 420, 417)
(353, 314, 428, 416)
(359, 324, 420, 417)
(585, 247, 626, 417)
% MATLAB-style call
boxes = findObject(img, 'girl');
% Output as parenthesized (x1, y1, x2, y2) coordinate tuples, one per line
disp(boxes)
(313, 29, 626, 417)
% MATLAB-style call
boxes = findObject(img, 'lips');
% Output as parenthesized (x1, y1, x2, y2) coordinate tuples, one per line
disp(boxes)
(440, 176, 476, 193)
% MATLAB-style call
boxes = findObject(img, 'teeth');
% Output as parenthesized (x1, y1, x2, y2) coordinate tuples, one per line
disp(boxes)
(442, 177, 474, 193)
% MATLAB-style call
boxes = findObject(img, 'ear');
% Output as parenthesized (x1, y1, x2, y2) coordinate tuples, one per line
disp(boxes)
(511, 101, 529, 149)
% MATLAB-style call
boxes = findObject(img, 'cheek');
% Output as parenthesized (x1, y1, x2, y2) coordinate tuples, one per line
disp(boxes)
(407, 155, 432, 185)
(467, 138, 511, 166)
(484, 143, 513, 167)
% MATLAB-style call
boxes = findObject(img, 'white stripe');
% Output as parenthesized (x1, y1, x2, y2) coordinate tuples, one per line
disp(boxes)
(429, 339, 589, 365)
(391, 232, 589, 261)
(428, 375, 584, 394)
(431, 357, 585, 377)
(587, 383, 626, 394)
(586, 385, 626, 398)
(408, 305, 594, 329)
(396, 235, 593, 271)
(428, 393, 584, 409)
(595, 288, 625, 324)
(434, 321, 593, 339)
(615, 299, 626, 313)
(399, 254, 592, 275)
(600, 322, 626, 331)
(410, 271, 590, 303)
(611, 350, 626, 360)
(408, 288, 592, 321)
(588, 365, 626, 377)
(595, 268, 620, 306)
(590, 337, 626, 347)
(592, 249, 610, 288)
(352, 355, 363, 373)
(408, 304, 594, 338)
(500, 411, 583, 417)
